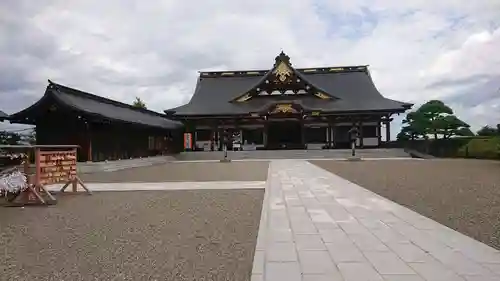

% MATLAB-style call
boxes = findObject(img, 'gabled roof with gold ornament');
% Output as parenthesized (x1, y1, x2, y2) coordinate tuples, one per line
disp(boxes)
(166, 52, 413, 117)
(9, 80, 182, 129)
(230, 51, 338, 103)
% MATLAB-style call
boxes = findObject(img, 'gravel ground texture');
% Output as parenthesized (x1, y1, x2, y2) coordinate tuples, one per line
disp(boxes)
(311, 159, 500, 250)
(80, 161, 269, 183)
(0, 190, 264, 281)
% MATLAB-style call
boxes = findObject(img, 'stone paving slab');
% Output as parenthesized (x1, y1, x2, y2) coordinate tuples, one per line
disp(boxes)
(252, 160, 500, 281)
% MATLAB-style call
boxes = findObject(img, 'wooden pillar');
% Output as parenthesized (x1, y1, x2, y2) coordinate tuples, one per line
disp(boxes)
(300, 119, 305, 149)
(325, 126, 330, 148)
(385, 120, 391, 142)
(218, 122, 223, 151)
(211, 122, 217, 151)
(377, 120, 382, 147)
(86, 122, 92, 162)
(359, 120, 364, 148)
(263, 120, 268, 149)
(327, 118, 332, 148)
(331, 122, 336, 148)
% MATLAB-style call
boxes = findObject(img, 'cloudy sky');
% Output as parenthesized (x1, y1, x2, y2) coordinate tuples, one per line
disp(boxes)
(1, 0, 499, 136)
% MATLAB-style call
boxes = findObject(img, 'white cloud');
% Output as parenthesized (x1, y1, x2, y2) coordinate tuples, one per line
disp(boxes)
(0, 0, 499, 136)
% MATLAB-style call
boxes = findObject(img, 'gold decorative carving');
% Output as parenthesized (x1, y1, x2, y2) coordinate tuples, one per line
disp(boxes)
(270, 104, 297, 114)
(314, 92, 330, 99)
(329, 68, 344, 72)
(221, 72, 235, 76)
(272, 61, 293, 83)
(303, 69, 317, 72)
(236, 93, 251, 102)
(311, 111, 321, 116)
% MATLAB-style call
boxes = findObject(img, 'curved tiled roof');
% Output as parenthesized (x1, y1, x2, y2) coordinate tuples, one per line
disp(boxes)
(10, 81, 182, 129)
(167, 68, 412, 116)
(0, 110, 7, 121)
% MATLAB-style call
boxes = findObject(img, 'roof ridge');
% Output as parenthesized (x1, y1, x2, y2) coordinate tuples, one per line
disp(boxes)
(48, 80, 168, 118)
(199, 65, 369, 77)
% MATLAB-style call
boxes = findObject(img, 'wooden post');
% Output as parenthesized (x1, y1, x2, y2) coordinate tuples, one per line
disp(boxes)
(263, 118, 268, 149)
(359, 120, 364, 148)
(35, 148, 41, 188)
(300, 119, 305, 149)
(86, 122, 92, 162)
(327, 118, 332, 149)
(377, 119, 382, 147)
(385, 119, 391, 142)
(331, 123, 336, 148)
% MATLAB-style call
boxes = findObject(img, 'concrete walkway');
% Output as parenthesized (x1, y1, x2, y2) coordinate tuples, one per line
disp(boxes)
(252, 160, 500, 281)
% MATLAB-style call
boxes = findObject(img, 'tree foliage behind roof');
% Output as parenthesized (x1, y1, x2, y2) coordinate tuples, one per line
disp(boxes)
(397, 100, 472, 140)
(477, 125, 500, 136)
(132, 97, 147, 109)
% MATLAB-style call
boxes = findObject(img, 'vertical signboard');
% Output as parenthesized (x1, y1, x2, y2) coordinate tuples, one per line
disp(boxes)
(183, 133, 193, 150)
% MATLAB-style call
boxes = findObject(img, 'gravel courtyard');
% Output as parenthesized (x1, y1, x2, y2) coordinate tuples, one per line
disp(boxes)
(80, 161, 269, 182)
(0, 190, 264, 281)
(311, 159, 500, 250)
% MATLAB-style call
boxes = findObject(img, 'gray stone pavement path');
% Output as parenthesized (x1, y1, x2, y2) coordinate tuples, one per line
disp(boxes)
(252, 160, 500, 281)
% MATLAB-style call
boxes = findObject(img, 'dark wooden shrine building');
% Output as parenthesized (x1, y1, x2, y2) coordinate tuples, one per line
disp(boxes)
(0, 110, 7, 122)
(165, 52, 413, 150)
(8, 81, 183, 161)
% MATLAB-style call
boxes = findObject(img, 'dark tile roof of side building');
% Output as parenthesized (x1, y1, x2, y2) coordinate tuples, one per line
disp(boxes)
(9, 81, 183, 129)
(0, 110, 7, 121)
(166, 54, 413, 116)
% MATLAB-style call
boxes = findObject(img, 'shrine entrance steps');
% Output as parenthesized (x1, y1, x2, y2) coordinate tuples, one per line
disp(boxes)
(173, 148, 411, 161)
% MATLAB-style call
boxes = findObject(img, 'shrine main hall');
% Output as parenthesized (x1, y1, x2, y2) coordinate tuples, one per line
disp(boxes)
(165, 52, 413, 150)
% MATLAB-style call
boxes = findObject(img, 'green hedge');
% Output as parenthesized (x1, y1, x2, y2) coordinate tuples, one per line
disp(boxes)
(399, 136, 500, 159)
(457, 137, 500, 159)
(402, 138, 473, 157)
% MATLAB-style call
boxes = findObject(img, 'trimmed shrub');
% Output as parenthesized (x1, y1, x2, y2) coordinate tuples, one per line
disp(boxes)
(457, 137, 500, 159)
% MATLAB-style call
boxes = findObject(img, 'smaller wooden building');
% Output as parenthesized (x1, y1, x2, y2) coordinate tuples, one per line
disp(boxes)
(8, 81, 183, 162)
(0, 110, 7, 122)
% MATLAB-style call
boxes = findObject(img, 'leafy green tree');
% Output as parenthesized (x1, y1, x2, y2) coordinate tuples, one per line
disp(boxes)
(132, 97, 147, 109)
(477, 125, 498, 136)
(397, 111, 429, 140)
(398, 100, 471, 140)
(415, 100, 454, 139)
(0, 131, 22, 145)
(23, 129, 36, 145)
(434, 115, 472, 139)
(455, 127, 474, 137)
